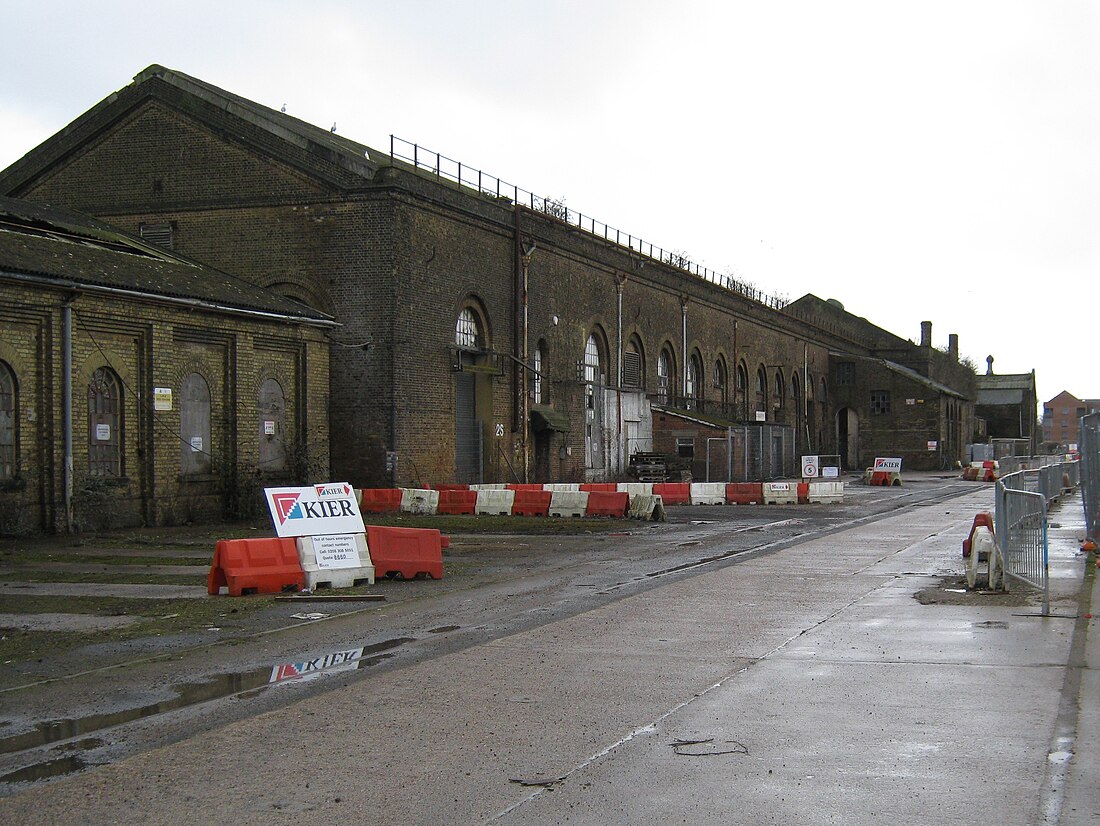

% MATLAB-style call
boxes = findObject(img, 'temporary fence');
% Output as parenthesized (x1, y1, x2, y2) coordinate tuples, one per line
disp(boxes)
(995, 477, 1049, 615)
(704, 424, 796, 482)
(994, 460, 1078, 616)
(1082, 412, 1100, 543)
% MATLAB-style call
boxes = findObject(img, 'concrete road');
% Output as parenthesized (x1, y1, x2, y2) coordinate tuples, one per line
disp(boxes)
(0, 485, 1094, 825)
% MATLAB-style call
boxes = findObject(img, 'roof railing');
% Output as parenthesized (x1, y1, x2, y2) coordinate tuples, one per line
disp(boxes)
(389, 135, 789, 310)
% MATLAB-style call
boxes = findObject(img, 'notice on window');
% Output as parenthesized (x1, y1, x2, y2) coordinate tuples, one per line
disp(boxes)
(190, 436, 203, 453)
(312, 534, 361, 569)
(263, 420, 276, 435)
(95, 424, 111, 441)
(927, 441, 938, 451)
(154, 387, 173, 411)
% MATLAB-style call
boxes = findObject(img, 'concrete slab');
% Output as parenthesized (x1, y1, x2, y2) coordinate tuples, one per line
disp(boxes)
(0, 613, 138, 632)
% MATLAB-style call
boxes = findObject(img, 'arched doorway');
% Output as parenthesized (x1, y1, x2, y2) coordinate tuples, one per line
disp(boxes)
(836, 407, 860, 470)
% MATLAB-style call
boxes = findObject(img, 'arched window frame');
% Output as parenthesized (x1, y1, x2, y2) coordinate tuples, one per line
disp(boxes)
(180, 372, 212, 476)
(88, 366, 123, 477)
(0, 360, 16, 481)
(685, 350, 703, 409)
(657, 346, 676, 406)
(532, 340, 546, 404)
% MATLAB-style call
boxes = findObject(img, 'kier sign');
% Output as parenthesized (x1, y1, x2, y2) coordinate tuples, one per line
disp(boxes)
(264, 483, 366, 538)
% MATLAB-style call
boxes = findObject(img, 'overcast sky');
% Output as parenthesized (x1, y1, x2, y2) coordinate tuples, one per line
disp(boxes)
(3, 1, 1097, 412)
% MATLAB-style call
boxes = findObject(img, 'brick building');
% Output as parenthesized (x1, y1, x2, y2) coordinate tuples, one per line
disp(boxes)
(0, 196, 333, 533)
(785, 296, 976, 470)
(975, 356, 1039, 454)
(1043, 391, 1100, 450)
(0, 65, 981, 490)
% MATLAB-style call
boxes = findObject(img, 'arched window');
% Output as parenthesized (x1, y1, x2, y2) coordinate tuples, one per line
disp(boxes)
(0, 361, 16, 481)
(737, 362, 749, 421)
(455, 307, 481, 350)
(756, 365, 768, 414)
(258, 378, 287, 472)
(792, 373, 801, 410)
(685, 351, 703, 409)
(180, 372, 212, 476)
(820, 377, 828, 405)
(623, 335, 645, 390)
(775, 370, 785, 410)
(88, 367, 123, 477)
(532, 341, 546, 404)
(714, 356, 729, 407)
(583, 334, 603, 385)
(657, 347, 676, 405)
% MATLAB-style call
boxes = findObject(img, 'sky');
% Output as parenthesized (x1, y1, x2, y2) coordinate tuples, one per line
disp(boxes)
(3, 0, 1097, 412)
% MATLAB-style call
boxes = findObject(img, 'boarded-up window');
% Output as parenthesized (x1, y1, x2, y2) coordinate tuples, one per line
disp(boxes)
(0, 361, 15, 480)
(258, 378, 286, 471)
(139, 222, 174, 250)
(88, 367, 122, 476)
(180, 372, 212, 476)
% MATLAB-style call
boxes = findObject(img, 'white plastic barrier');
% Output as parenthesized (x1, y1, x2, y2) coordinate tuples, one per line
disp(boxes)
(297, 533, 375, 590)
(469, 483, 508, 491)
(690, 482, 726, 505)
(762, 482, 798, 504)
(629, 494, 666, 521)
(475, 488, 515, 515)
(549, 490, 589, 517)
(400, 488, 439, 515)
(807, 481, 844, 503)
(543, 483, 581, 492)
(617, 482, 654, 497)
(966, 526, 1001, 590)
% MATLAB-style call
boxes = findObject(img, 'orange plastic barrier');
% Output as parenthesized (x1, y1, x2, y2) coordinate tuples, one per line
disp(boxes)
(962, 467, 979, 481)
(962, 512, 995, 558)
(869, 471, 892, 486)
(359, 488, 403, 513)
(725, 483, 762, 504)
(585, 491, 629, 517)
(580, 483, 618, 493)
(652, 482, 691, 505)
(366, 525, 445, 579)
(797, 482, 810, 504)
(512, 489, 552, 516)
(208, 537, 304, 597)
(438, 489, 477, 515)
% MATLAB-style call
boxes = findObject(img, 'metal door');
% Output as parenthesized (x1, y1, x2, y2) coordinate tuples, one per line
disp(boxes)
(455, 372, 482, 483)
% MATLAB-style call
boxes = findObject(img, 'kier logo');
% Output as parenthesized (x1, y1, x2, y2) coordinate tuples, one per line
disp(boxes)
(270, 492, 303, 524)
(264, 483, 365, 537)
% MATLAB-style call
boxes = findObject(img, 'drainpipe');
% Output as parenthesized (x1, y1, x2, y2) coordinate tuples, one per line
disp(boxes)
(520, 242, 535, 483)
(680, 297, 688, 398)
(62, 297, 74, 532)
(616, 275, 624, 474)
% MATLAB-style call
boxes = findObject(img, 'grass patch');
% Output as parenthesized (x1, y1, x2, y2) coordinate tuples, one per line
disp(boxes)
(0, 593, 280, 672)
(0, 570, 205, 586)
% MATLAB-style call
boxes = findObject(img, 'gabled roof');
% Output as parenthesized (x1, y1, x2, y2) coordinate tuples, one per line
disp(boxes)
(0, 196, 336, 324)
(834, 352, 967, 399)
(0, 65, 385, 196)
(786, 293, 912, 353)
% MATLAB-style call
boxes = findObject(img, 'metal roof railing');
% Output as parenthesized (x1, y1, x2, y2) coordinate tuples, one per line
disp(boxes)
(389, 136, 789, 311)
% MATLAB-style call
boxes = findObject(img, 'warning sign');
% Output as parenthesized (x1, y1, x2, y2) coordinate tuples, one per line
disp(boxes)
(311, 534, 362, 569)
(801, 455, 820, 478)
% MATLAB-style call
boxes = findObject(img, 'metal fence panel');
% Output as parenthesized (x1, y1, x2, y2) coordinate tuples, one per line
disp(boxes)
(1082, 412, 1100, 542)
(995, 480, 1049, 615)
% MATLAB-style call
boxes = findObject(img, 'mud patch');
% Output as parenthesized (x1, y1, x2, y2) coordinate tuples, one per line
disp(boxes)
(913, 575, 1031, 606)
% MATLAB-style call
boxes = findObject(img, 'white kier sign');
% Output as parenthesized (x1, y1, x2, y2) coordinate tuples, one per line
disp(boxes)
(264, 483, 365, 538)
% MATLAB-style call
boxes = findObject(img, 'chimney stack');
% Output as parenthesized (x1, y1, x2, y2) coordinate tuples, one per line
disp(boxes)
(986, 355, 994, 375)
(920, 321, 932, 348)
(948, 334, 958, 360)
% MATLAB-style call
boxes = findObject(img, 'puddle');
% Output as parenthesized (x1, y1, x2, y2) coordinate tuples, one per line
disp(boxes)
(428, 625, 460, 634)
(0, 755, 87, 785)
(0, 637, 414, 756)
